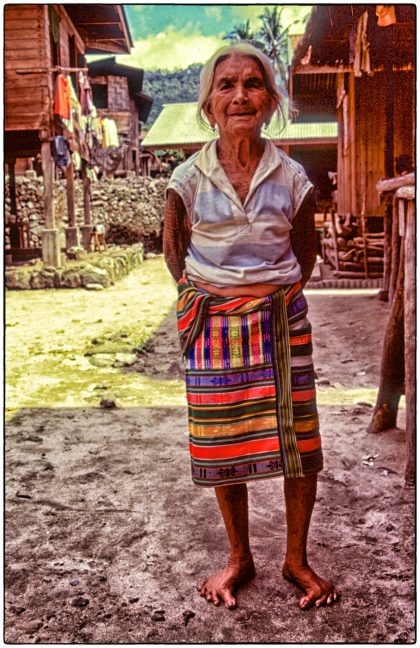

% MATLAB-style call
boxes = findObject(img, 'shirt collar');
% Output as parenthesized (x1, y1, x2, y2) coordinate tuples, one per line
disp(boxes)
(194, 138, 283, 208)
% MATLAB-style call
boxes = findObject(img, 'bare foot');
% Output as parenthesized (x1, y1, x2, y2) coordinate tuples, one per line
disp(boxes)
(283, 562, 340, 610)
(197, 556, 255, 610)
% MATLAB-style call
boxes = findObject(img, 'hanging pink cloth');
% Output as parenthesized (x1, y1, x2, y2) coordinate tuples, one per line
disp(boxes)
(78, 71, 94, 116)
(54, 74, 71, 119)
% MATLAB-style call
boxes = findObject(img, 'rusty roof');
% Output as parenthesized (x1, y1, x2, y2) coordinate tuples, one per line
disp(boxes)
(292, 4, 415, 69)
(64, 5, 133, 54)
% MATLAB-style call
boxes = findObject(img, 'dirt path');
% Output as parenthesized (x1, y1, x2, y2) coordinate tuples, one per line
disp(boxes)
(5, 261, 414, 644)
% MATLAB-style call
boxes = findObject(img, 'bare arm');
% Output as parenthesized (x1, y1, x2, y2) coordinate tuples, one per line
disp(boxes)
(163, 188, 191, 282)
(290, 192, 317, 288)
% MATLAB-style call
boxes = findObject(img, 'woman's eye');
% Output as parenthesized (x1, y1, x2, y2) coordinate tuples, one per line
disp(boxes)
(246, 79, 263, 88)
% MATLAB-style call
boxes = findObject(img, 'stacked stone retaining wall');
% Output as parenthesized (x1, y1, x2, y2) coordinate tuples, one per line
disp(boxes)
(5, 173, 168, 252)
(5, 244, 145, 290)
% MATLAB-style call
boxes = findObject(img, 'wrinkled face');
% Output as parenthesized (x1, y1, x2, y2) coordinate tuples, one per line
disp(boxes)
(204, 54, 276, 137)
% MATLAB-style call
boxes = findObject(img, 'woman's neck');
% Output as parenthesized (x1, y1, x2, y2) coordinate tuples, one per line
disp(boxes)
(217, 135, 265, 169)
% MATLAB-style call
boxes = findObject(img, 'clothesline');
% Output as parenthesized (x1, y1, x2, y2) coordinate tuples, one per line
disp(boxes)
(15, 65, 89, 75)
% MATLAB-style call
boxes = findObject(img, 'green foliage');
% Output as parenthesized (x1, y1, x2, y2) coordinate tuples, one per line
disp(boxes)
(143, 63, 202, 125)
(223, 7, 300, 88)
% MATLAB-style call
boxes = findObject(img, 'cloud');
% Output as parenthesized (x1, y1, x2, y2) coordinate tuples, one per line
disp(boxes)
(230, 5, 311, 35)
(117, 25, 225, 71)
(204, 6, 223, 22)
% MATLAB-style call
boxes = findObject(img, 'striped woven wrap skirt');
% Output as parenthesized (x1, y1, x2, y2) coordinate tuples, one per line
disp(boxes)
(176, 279, 323, 487)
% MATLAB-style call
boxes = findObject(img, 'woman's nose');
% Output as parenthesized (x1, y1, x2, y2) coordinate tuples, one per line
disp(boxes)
(232, 83, 247, 103)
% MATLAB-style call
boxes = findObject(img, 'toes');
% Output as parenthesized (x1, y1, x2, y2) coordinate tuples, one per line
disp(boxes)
(299, 595, 312, 610)
(315, 589, 340, 607)
(220, 587, 236, 610)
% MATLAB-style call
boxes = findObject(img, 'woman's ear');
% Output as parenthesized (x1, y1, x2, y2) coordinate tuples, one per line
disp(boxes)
(203, 99, 216, 128)
(265, 96, 278, 126)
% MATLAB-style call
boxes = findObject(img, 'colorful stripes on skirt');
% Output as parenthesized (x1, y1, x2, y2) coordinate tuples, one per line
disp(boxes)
(176, 279, 323, 487)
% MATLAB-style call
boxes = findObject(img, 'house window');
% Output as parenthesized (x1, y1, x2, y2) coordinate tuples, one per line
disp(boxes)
(92, 84, 108, 109)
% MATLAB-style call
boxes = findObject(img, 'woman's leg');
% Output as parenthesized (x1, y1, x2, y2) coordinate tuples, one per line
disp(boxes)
(198, 483, 255, 609)
(283, 474, 340, 609)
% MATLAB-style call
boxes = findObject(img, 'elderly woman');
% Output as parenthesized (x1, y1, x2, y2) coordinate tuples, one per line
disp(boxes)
(163, 43, 340, 611)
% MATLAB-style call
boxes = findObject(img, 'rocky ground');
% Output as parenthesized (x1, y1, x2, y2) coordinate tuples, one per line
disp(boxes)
(5, 260, 415, 644)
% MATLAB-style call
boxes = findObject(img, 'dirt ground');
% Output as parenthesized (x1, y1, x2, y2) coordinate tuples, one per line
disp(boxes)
(5, 260, 415, 644)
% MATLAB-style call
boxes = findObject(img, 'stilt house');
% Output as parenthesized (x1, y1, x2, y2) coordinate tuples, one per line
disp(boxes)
(87, 56, 153, 176)
(5, 4, 132, 266)
(291, 4, 415, 278)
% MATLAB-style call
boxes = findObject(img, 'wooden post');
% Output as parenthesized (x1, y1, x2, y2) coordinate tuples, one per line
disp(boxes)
(384, 27, 394, 179)
(82, 162, 91, 225)
(64, 160, 80, 249)
(367, 244, 405, 434)
(66, 160, 75, 227)
(80, 161, 93, 250)
(41, 140, 55, 229)
(389, 195, 401, 304)
(8, 160, 18, 217)
(348, 71, 357, 217)
(40, 138, 61, 267)
(400, 190, 415, 486)
(382, 200, 393, 299)
(376, 174, 414, 301)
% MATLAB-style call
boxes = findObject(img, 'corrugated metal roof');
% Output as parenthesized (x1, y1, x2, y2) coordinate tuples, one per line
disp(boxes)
(141, 102, 337, 149)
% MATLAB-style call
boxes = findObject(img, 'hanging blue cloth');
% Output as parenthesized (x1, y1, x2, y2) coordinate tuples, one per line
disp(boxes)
(52, 136, 71, 169)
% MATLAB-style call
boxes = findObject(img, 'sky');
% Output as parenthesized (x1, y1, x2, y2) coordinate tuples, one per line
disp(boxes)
(115, 4, 312, 71)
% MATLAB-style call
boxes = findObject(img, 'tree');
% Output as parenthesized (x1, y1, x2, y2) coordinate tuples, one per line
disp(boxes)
(224, 20, 265, 50)
(224, 7, 300, 88)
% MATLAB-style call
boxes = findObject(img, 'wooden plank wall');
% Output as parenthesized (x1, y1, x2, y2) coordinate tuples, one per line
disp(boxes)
(393, 71, 415, 164)
(56, 5, 85, 68)
(355, 73, 387, 217)
(5, 4, 50, 131)
(5, 4, 86, 135)
(336, 69, 413, 220)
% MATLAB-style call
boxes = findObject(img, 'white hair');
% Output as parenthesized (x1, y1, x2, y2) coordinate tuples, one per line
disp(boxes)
(196, 43, 291, 131)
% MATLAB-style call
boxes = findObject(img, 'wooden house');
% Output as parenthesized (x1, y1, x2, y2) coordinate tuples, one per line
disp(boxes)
(291, 5, 415, 277)
(291, 6, 415, 482)
(87, 56, 152, 176)
(5, 4, 132, 266)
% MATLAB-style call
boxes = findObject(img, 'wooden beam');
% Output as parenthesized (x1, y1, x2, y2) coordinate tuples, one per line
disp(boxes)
(403, 198, 415, 486)
(40, 140, 54, 229)
(376, 173, 415, 194)
(293, 65, 351, 74)
(82, 162, 92, 225)
(292, 63, 413, 75)
(65, 161, 76, 227)
(8, 161, 17, 216)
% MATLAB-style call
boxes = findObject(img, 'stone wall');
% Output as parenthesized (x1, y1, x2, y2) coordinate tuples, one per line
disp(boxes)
(5, 244, 145, 290)
(5, 173, 168, 252)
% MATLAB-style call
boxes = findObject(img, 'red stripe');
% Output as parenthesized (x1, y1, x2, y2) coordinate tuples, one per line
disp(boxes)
(285, 282, 301, 304)
(190, 437, 280, 460)
(292, 389, 316, 402)
(297, 437, 321, 453)
(186, 384, 276, 405)
(290, 333, 311, 346)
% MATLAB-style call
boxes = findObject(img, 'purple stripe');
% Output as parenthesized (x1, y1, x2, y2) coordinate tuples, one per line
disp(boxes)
(221, 315, 230, 369)
(261, 308, 272, 363)
(186, 367, 275, 388)
(241, 314, 250, 368)
(204, 317, 211, 369)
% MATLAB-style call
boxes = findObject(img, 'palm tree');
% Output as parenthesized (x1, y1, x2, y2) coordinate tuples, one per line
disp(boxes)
(223, 20, 265, 50)
(224, 8, 300, 89)
(257, 6, 299, 88)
